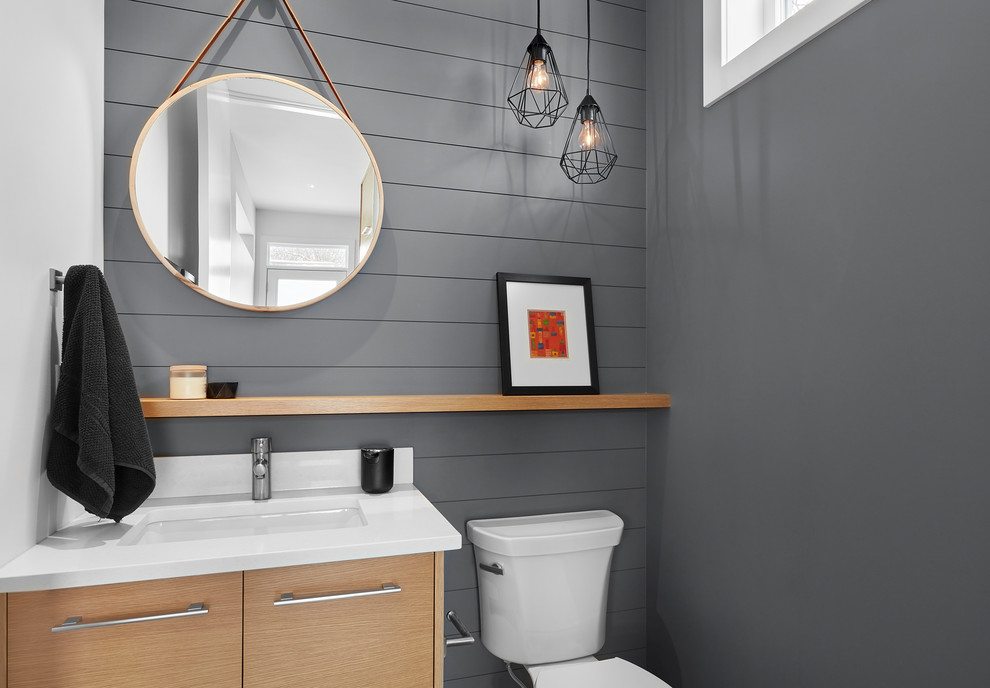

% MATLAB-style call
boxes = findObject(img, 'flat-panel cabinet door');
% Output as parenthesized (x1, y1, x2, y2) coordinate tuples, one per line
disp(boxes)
(244, 553, 436, 688)
(7, 571, 242, 688)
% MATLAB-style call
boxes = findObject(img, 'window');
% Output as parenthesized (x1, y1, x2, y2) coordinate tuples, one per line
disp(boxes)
(704, 0, 873, 106)
(781, 0, 815, 21)
(266, 269, 342, 307)
(264, 242, 350, 307)
(267, 243, 348, 270)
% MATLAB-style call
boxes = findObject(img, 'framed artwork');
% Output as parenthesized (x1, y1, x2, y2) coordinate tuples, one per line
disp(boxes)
(496, 273, 599, 395)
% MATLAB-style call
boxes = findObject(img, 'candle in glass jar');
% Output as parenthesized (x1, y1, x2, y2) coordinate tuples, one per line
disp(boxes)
(169, 365, 207, 399)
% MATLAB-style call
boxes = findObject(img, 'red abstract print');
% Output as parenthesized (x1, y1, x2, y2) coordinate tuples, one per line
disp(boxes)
(528, 310, 568, 358)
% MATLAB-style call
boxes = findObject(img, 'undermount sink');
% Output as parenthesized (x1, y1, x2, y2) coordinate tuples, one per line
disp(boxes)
(119, 498, 367, 546)
(0, 448, 465, 594)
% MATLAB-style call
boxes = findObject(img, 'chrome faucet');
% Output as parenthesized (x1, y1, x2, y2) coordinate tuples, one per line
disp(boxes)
(251, 437, 271, 501)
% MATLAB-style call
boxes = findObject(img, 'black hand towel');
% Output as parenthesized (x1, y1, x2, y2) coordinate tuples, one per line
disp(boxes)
(47, 265, 155, 521)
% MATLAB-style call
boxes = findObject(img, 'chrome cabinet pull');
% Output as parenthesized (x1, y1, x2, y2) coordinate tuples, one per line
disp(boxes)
(52, 603, 208, 633)
(479, 562, 504, 575)
(274, 583, 401, 607)
(444, 610, 475, 650)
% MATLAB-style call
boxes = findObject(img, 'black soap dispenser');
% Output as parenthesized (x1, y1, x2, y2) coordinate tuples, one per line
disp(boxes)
(361, 448, 394, 494)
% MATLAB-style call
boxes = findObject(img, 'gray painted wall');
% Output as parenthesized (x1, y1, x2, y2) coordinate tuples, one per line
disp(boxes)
(104, 1, 649, 685)
(646, 1, 990, 687)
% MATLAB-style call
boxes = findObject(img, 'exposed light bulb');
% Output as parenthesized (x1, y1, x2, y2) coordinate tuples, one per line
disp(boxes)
(579, 120, 596, 150)
(528, 59, 549, 90)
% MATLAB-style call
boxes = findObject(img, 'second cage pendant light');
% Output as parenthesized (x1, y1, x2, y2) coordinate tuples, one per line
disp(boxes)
(560, 0, 618, 184)
(507, 0, 568, 128)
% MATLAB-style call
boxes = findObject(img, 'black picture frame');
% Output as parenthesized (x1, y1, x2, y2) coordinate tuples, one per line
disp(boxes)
(496, 272, 600, 395)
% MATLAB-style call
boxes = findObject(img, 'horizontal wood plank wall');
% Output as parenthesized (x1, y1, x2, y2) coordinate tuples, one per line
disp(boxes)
(104, 1, 648, 685)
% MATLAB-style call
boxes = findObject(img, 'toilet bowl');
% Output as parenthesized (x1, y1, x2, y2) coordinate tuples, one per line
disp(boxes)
(466, 511, 671, 688)
(526, 656, 667, 687)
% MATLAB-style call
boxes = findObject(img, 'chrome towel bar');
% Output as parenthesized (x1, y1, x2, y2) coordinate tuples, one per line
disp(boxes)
(444, 610, 475, 650)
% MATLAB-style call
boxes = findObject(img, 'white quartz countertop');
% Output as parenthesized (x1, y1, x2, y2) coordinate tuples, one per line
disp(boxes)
(0, 484, 462, 593)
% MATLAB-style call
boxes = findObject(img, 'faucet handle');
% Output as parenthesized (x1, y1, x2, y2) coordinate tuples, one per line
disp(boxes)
(251, 437, 271, 454)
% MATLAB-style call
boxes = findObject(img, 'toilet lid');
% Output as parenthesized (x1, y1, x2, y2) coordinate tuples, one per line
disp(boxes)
(533, 658, 671, 688)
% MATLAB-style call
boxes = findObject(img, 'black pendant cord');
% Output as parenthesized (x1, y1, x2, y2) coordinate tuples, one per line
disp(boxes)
(585, 0, 591, 95)
(537, 0, 541, 33)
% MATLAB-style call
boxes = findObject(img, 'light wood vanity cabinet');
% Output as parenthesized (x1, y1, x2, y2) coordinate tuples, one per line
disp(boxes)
(3, 553, 444, 688)
(6, 571, 243, 688)
(244, 553, 437, 688)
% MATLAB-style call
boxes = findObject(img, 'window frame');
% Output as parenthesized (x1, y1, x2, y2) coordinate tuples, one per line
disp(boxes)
(704, 0, 874, 107)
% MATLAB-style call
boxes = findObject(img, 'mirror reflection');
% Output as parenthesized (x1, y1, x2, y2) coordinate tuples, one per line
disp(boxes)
(131, 74, 383, 310)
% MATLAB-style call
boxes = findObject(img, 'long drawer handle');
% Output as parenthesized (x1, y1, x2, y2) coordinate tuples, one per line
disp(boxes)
(274, 583, 401, 607)
(52, 603, 208, 633)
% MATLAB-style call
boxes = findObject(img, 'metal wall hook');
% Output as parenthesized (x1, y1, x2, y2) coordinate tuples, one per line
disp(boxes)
(50, 268, 64, 292)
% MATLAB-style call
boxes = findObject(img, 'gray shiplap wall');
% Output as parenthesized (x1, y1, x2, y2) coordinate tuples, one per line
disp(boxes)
(104, 1, 648, 686)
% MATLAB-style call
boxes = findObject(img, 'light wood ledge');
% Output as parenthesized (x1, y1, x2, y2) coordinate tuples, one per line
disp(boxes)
(141, 393, 671, 418)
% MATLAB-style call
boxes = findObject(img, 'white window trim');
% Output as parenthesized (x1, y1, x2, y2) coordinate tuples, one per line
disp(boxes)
(704, 0, 873, 107)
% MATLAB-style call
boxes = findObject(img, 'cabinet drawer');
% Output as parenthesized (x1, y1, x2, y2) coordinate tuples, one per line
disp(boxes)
(244, 553, 436, 688)
(7, 571, 242, 688)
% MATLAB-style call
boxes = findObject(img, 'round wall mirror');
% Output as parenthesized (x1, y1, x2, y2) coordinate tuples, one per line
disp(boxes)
(130, 73, 383, 311)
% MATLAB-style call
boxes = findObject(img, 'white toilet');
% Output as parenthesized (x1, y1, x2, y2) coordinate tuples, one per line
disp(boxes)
(466, 510, 671, 688)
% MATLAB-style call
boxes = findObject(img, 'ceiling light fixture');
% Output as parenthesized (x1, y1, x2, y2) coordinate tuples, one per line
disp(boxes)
(560, 0, 618, 184)
(507, 0, 568, 128)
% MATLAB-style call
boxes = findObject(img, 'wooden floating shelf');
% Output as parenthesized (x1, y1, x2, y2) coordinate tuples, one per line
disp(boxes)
(141, 394, 671, 418)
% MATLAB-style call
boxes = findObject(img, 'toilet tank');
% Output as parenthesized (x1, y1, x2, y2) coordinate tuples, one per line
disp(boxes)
(466, 510, 624, 666)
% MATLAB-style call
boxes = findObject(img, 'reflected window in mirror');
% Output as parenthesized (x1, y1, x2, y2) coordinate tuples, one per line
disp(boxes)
(264, 242, 349, 307)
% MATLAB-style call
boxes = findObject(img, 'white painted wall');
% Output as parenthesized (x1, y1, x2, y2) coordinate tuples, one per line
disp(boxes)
(0, 1, 104, 566)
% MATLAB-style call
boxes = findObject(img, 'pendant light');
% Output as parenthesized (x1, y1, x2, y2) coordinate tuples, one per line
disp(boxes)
(560, 0, 618, 184)
(507, 0, 568, 128)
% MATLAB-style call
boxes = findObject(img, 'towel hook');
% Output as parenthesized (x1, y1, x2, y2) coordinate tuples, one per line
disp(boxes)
(50, 269, 65, 292)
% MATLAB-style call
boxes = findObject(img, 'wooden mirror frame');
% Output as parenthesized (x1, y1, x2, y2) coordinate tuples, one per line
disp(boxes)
(128, 73, 384, 312)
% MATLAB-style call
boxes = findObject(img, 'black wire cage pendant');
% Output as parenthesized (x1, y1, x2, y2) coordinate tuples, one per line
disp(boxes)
(507, 1, 568, 128)
(560, 94, 618, 183)
(560, 0, 618, 184)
